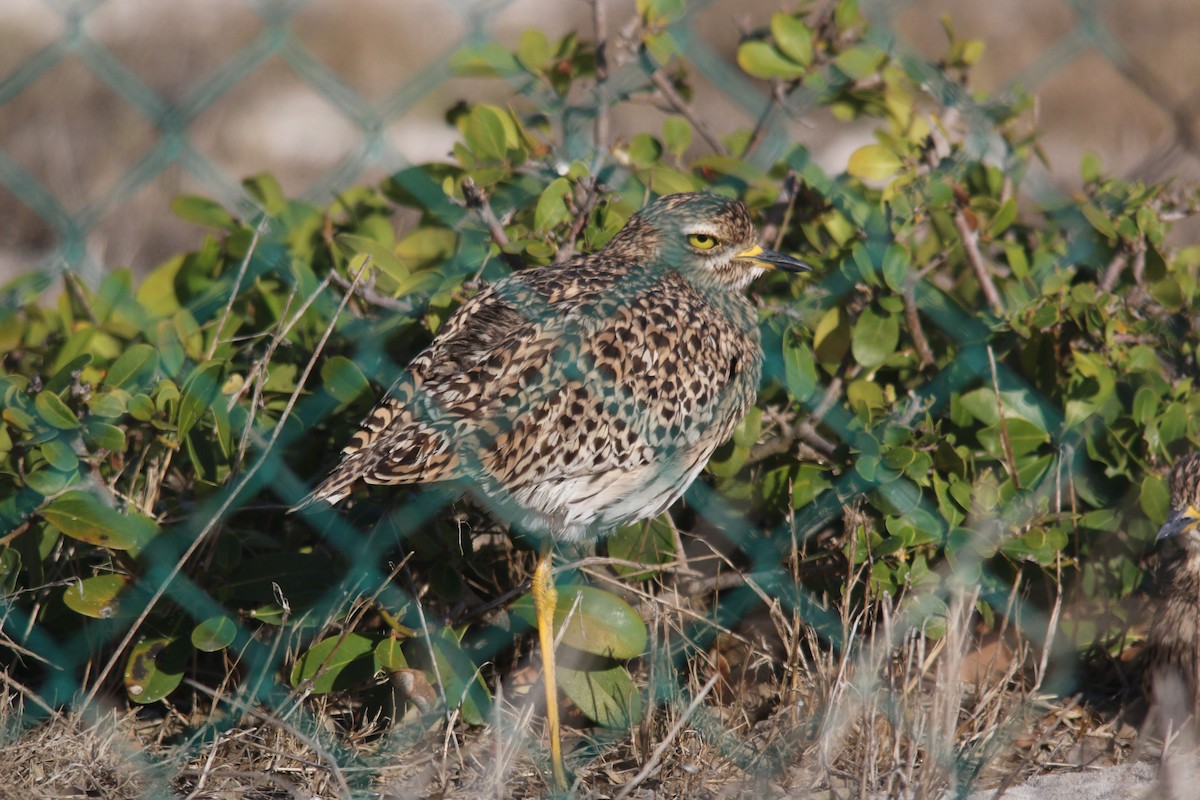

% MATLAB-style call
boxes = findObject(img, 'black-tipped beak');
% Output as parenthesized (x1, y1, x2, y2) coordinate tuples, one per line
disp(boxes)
(1158, 510, 1183, 543)
(1157, 508, 1200, 543)
(735, 244, 812, 273)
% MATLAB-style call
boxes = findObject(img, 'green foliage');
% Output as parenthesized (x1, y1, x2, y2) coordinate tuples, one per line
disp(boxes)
(1, 1, 1198, 735)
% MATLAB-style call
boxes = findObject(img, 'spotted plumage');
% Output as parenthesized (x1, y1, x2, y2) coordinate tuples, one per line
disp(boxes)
(295, 192, 808, 543)
(1145, 454, 1200, 719)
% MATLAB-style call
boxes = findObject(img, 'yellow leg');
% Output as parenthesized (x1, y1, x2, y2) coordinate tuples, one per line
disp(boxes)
(532, 550, 568, 791)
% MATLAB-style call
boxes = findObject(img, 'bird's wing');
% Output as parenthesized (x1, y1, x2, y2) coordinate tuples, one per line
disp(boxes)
(297, 261, 750, 510)
(297, 263, 632, 506)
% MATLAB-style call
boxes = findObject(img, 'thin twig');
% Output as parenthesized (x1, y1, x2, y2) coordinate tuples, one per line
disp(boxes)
(953, 208, 1004, 315)
(759, 171, 798, 247)
(648, 68, 728, 155)
(232, 283, 300, 471)
(553, 177, 602, 264)
(462, 177, 521, 268)
(904, 287, 935, 369)
(592, 0, 610, 161)
(613, 672, 720, 800)
(83, 260, 371, 710)
(0, 669, 62, 719)
(743, 83, 785, 161)
(987, 344, 1020, 490)
(206, 219, 264, 360)
(1098, 249, 1127, 293)
(328, 268, 423, 315)
(62, 271, 99, 324)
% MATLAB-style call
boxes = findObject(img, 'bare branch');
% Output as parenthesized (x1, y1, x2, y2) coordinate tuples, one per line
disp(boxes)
(553, 177, 602, 264)
(207, 219, 265, 360)
(987, 344, 1021, 490)
(328, 268, 422, 316)
(953, 207, 1004, 315)
(612, 674, 720, 800)
(462, 177, 520, 268)
(1099, 250, 1127, 293)
(648, 68, 728, 155)
(904, 288, 935, 370)
(592, 0, 610, 160)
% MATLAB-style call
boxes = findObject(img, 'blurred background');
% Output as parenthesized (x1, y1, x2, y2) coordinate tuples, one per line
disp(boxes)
(1, 0, 1198, 283)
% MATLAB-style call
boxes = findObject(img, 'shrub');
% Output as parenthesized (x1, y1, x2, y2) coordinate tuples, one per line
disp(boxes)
(1, 0, 1197, 782)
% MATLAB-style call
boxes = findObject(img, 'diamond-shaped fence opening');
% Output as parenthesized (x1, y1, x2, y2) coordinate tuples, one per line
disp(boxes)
(1, 0, 1199, 797)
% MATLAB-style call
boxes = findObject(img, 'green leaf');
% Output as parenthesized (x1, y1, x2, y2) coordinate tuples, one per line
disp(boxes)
(1132, 386, 1159, 425)
(290, 633, 376, 694)
(429, 628, 491, 725)
(465, 104, 511, 161)
(125, 637, 191, 704)
(1140, 474, 1169, 525)
(782, 334, 818, 403)
(1081, 203, 1117, 240)
(558, 663, 642, 729)
(812, 305, 851, 369)
(978, 419, 1050, 459)
(516, 29, 550, 71)
(881, 245, 909, 292)
(336, 234, 406, 283)
(988, 198, 1018, 238)
(321, 356, 369, 405)
(627, 134, 662, 168)
(958, 387, 1052, 433)
(192, 615, 237, 652)
(39, 438, 78, 471)
(847, 144, 903, 182)
(84, 420, 126, 452)
(608, 516, 676, 580)
(834, 45, 888, 79)
(42, 490, 158, 553)
(177, 361, 225, 439)
(85, 391, 125, 421)
(3, 406, 37, 431)
(450, 43, 522, 78)
(737, 41, 806, 80)
(243, 173, 287, 215)
(24, 467, 76, 496)
(45, 353, 92, 394)
(171, 196, 236, 229)
(662, 117, 692, 158)
(512, 585, 647, 660)
(851, 307, 899, 369)
(771, 13, 814, 66)
(62, 574, 129, 619)
(375, 638, 409, 672)
(104, 345, 160, 392)
(34, 391, 80, 430)
(395, 227, 458, 266)
(535, 177, 572, 232)
(640, 166, 696, 196)
(128, 394, 155, 422)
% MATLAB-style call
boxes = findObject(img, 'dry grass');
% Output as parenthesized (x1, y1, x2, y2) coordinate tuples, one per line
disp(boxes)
(0, 547, 1155, 799)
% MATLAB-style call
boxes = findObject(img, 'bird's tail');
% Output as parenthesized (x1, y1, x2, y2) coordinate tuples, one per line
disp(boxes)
(288, 473, 354, 513)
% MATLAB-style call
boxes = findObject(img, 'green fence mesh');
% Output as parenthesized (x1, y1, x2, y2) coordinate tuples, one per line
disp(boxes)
(2, 0, 1199, 797)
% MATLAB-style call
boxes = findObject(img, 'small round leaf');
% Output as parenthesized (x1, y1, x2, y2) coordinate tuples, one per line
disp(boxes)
(125, 637, 191, 704)
(192, 615, 237, 652)
(63, 575, 129, 619)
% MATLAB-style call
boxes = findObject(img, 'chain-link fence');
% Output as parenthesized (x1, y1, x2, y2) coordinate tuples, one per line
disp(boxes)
(2, 0, 1200, 797)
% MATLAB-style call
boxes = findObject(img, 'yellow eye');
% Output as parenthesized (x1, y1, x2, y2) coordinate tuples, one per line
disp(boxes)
(687, 233, 720, 250)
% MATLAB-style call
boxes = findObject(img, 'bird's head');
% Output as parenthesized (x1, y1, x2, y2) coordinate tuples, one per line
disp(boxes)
(603, 192, 810, 290)
(1157, 454, 1200, 549)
